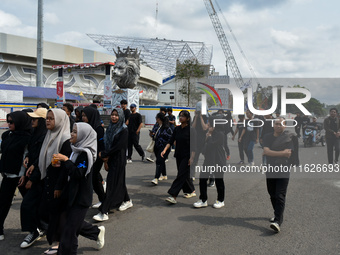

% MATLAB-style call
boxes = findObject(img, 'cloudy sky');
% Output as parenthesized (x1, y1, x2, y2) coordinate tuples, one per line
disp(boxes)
(0, 0, 339, 104)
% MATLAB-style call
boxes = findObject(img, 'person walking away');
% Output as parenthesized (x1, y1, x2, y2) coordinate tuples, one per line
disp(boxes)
(82, 106, 106, 209)
(323, 108, 340, 164)
(93, 109, 132, 222)
(127, 104, 145, 163)
(151, 113, 172, 185)
(0, 111, 32, 241)
(52, 123, 105, 254)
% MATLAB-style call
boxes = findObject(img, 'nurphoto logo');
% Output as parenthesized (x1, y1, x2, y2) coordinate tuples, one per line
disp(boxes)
(201, 83, 312, 116)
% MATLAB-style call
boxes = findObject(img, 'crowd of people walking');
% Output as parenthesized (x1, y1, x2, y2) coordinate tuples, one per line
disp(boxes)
(0, 101, 339, 254)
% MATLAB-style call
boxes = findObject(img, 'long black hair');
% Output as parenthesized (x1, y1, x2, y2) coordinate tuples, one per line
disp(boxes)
(156, 112, 169, 129)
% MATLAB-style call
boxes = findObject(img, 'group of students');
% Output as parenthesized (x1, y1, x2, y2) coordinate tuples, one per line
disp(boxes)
(3, 101, 331, 254)
(0, 103, 135, 254)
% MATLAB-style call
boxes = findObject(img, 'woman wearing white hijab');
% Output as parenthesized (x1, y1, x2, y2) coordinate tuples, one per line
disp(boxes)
(38, 109, 72, 253)
(53, 122, 105, 254)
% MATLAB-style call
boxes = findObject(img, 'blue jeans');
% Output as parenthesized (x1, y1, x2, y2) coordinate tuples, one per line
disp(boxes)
(247, 140, 255, 163)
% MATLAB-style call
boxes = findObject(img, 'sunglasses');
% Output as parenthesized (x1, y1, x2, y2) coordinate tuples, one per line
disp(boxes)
(7, 120, 13, 124)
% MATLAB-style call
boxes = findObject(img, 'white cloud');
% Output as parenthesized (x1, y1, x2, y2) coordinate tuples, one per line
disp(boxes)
(44, 12, 60, 25)
(0, 10, 21, 27)
(271, 29, 301, 49)
(0, 10, 36, 38)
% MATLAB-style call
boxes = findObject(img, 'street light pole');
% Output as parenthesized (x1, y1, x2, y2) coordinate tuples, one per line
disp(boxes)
(36, 0, 43, 87)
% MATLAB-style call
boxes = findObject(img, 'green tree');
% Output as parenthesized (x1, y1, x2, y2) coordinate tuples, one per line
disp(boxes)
(176, 58, 205, 106)
(260, 85, 326, 116)
(285, 85, 325, 116)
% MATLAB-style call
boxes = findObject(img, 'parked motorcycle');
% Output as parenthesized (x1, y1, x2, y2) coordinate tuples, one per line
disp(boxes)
(303, 123, 325, 147)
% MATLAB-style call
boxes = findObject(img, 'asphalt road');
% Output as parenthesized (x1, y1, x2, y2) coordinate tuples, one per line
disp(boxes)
(1, 127, 340, 255)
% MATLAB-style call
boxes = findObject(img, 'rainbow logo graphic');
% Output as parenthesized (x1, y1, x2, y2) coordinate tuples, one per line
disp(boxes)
(196, 82, 223, 107)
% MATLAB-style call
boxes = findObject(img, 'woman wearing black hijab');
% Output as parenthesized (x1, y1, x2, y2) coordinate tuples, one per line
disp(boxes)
(93, 108, 132, 222)
(82, 106, 105, 208)
(19, 108, 48, 248)
(0, 111, 32, 241)
(74, 106, 84, 123)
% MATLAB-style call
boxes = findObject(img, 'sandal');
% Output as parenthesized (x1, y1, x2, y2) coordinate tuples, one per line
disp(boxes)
(44, 246, 58, 255)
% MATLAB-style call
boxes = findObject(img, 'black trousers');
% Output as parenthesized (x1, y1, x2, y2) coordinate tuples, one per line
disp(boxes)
(326, 137, 340, 164)
(223, 134, 230, 156)
(238, 141, 245, 161)
(295, 125, 301, 137)
(127, 132, 145, 159)
(21, 181, 43, 232)
(0, 175, 25, 235)
(199, 172, 225, 202)
(58, 205, 100, 255)
(92, 158, 105, 202)
(154, 147, 167, 178)
(266, 178, 289, 225)
(168, 157, 195, 197)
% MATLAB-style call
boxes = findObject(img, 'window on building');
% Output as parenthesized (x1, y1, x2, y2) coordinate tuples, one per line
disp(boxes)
(169, 92, 174, 94)
(161, 92, 166, 94)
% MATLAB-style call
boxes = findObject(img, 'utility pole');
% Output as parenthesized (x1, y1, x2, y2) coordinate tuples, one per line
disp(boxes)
(36, 0, 43, 87)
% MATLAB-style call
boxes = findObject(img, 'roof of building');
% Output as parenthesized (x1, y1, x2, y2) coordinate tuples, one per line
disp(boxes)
(0, 84, 83, 101)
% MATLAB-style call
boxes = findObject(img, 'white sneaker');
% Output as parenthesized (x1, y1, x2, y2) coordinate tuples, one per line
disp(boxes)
(162, 176, 168, 180)
(146, 157, 154, 163)
(270, 222, 280, 233)
(96, 226, 105, 250)
(151, 178, 158, 185)
(193, 200, 208, 208)
(93, 212, 109, 222)
(119, 200, 133, 211)
(127, 159, 132, 163)
(0, 234, 4, 241)
(92, 202, 102, 209)
(249, 162, 255, 166)
(213, 200, 225, 209)
(158, 176, 164, 181)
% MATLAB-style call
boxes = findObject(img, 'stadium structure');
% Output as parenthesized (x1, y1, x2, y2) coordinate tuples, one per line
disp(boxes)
(87, 34, 213, 80)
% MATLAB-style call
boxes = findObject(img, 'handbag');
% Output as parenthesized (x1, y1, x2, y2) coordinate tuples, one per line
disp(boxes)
(146, 126, 161, 153)
(146, 140, 155, 153)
